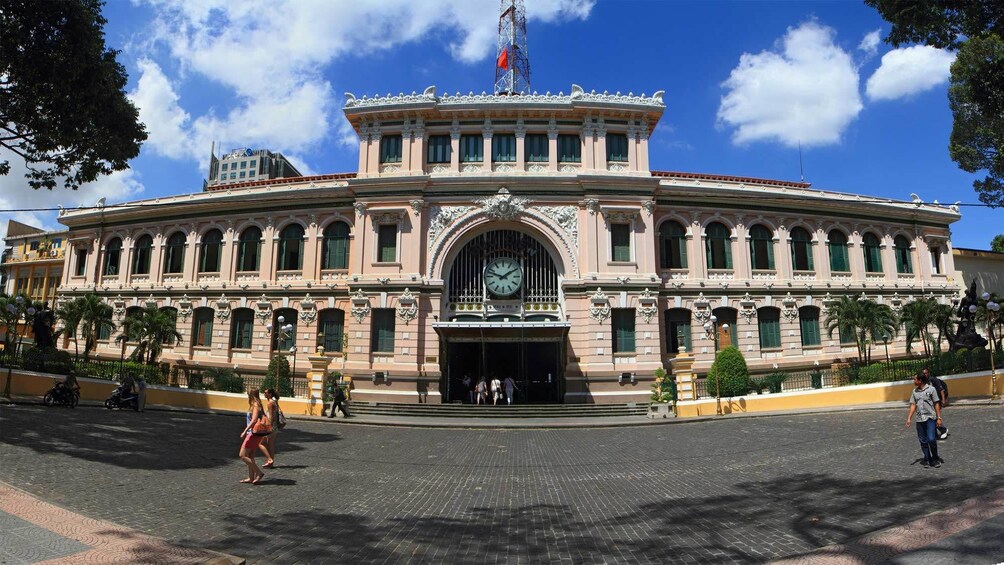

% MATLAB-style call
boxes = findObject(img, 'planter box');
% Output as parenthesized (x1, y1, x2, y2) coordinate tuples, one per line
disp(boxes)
(648, 403, 674, 419)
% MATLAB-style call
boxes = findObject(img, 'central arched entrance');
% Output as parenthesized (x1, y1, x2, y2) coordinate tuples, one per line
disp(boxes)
(435, 228, 568, 404)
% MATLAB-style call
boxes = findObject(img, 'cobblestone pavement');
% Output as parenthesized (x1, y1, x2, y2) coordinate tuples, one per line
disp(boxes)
(1, 403, 1003, 564)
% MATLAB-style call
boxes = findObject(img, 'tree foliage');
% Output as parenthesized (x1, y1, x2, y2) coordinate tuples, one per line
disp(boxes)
(0, 0, 147, 190)
(116, 305, 182, 365)
(263, 354, 294, 397)
(865, 0, 1004, 207)
(707, 346, 751, 398)
(825, 296, 898, 363)
(992, 234, 1004, 253)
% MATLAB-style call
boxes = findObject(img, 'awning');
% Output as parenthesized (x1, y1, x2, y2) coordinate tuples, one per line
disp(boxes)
(433, 320, 570, 342)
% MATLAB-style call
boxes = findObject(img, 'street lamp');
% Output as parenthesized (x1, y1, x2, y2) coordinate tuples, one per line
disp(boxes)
(982, 297, 1001, 400)
(703, 315, 729, 416)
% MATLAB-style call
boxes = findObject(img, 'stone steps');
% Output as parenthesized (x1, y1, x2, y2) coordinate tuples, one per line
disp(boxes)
(347, 402, 649, 419)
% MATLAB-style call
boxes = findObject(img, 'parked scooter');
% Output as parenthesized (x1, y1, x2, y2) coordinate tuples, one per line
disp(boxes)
(104, 382, 139, 411)
(43, 380, 79, 408)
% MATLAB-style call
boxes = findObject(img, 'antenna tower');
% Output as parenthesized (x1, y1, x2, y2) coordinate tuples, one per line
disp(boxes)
(494, 0, 530, 95)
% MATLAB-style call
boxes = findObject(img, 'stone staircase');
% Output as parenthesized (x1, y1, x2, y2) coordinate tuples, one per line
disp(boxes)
(347, 402, 649, 419)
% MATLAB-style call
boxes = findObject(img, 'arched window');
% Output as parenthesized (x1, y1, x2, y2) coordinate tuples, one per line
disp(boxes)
(758, 307, 781, 350)
(711, 307, 737, 349)
(131, 235, 153, 275)
(236, 227, 262, 272)
(789, 227, 814, 271)
(103, 238, 122, 276)
(199, 229, 223, 273)
(749, 225, 774, 270)
(272, 308, 297, 351)
(658, 221, 687, 269)
(828, 230, 850, 272)
(705, 222, 732, 269)
(192, 307, 214, 347)
(894, 235, 913, 274)
(862, 233, 883, 273)
(277, 224, 304, 271)
(799, 306, 821, 347)
(322, 222, 350, 270)
(317, 309, 345, 352)
(230, 308, 254, 349)
(664, 308, 692, 354)
(163, 232, 186, 274)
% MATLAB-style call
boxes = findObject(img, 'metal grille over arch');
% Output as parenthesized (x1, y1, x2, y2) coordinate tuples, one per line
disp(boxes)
(446, 229, 560, 309)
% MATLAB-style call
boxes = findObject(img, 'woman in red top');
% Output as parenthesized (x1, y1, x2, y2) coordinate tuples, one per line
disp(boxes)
(239, 388, 268, 484)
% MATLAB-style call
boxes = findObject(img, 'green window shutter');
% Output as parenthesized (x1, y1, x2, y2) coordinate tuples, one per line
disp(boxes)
(799, 308, 820, 347)
(607, 134, 628, 162)
(557, 134, 581, 162)
(377, 224, 397, 262)
(805, 242, 814, 271)
(427, 135, 451, 163)
(611, 224, 631, 261)
(613, 309, 635, 353)
(319, 310, 344, 352)
(759, 309, 781, 349)
(705, 234, 714, 269)
(838, 325, 855, 345)
(723, 236, 733, 269)
(525, 134, 548, 162)
(677, 234, 688, 268)
(380, 135, 402, 163)
(492, 134, 516, 162)
(371, 309, 395, 352)
(765, 237, 774, 269)
(460, 134, 482, 162)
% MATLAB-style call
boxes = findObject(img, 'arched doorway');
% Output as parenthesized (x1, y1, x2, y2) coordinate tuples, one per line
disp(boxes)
(437, 228, 567, 404)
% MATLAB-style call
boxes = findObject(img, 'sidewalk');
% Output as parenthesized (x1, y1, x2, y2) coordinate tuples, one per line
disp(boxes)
(4, 393, 1001, 429)
(0, 482, 243, 564)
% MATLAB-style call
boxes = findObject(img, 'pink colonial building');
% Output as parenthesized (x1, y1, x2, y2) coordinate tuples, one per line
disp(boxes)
(56, 84, 961, 404)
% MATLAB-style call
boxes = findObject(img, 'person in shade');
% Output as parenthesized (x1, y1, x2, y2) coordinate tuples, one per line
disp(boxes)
(327, 384, 350, 418)
(905, 372, 943, 468)
(136, 376, 147, 412)
(503, 375, 518, 405)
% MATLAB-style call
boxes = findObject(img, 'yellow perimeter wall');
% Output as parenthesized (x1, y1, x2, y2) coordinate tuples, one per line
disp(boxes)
(3, 370, 322, 415)
(675, 372, 999, 417)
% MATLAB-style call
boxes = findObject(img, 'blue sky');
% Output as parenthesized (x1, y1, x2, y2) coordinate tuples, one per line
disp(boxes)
(1, 0, 999, 249)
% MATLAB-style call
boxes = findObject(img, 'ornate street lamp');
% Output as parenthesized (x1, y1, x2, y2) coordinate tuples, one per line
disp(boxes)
(703, 315, 730, 416)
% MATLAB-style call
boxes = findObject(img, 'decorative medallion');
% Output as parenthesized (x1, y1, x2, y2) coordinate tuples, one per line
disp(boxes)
(642, 201, 656, 216)
(255, 295, 272, 324)
(112, 295, 126, 320)
(588, 287, 611, 322)
(299, 294, 317, 325)
(350, 289, 371, 323)
(215, 295, 231, 322)
(409, 200, 425, 215)
(739, 293, 757, 323)
(637, 288, 658, 323)
(536, 206, 579, 248)
(781, 292, 798, 321)
(475, 187, 531, 221)
(693, 292, 711, 322)
(396, 288, 419, 325)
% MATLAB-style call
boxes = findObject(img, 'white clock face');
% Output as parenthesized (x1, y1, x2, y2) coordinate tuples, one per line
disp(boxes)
(484, 257, 523, 297)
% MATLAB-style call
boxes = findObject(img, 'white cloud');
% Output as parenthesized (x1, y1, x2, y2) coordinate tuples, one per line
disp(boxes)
(0, 150, 145, 241)
(131, 0, 594, 166)
(865, 45, 955, 101)
(859, 29, 881, 57)
(717, 21, 863, 148)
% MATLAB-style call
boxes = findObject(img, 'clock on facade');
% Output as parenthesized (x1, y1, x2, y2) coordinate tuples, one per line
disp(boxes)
(484, 257, 523, 297)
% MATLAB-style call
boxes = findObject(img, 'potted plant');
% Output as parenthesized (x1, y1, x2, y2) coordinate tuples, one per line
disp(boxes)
(649, 367, 675, 418)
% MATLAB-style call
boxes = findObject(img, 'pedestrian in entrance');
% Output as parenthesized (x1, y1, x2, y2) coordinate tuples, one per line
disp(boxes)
(923, 368, 949, 440)
(462, 374, 472, 403)
(503, 375, 518, 405)
(905, 371, 943, 468)
(475, 378, 487, 405)
(491, 375, 502, 405)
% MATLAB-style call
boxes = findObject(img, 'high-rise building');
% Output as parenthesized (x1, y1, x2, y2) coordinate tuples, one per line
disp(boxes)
(205, 145, 302, 189)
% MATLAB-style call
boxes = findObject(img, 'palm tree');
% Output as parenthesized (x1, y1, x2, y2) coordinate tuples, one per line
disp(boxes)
(899, 299, 935, 356)
(859, 300, 898, 364)
(116, 309, 147, 364)
(825, 296, 865, 360)
(54, 298, 85, 359)
(122, 306, 182, 365)
(77, 294, 114, 361)
(930, 303, 956, 355)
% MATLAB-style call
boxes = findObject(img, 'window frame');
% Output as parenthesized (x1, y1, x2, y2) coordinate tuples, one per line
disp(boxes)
(665, 308, 692, 354)
(236, 227, 262, 272)
(491, 134, 516, 163)
(612, 308, 636, 354)
(758, 307, 782, 350)
(798, 306, 821, 347)
(131, 235, 153, 275)
(321, 222, 350, 270)
(459, 134, 483, 163)
(862, 233, 883, 273)
(610, 223, 632, 262)
(659, 220, 688, 269)
(230, 309, 254, 350)
(379, 135, 403, 164)
(789, 227, 814, 272)
(193, 307, 214, 347)
(828, 230, 850, 272)
(103, 238, 122, 276)
(426, 135, 452, 164)
(557, 134, 581, 163)
(198, 229, 224, 273)
(606, 133, 629, 162)
(163, 232, 187, 274)
(317, 309, 345, 353)
(371, 308, 396, 353)
(524, 133, 549, 162)
(705, 222, 733, 270)
(893, 235, 913, 274)
(748, 224, 775, 271)
(376, 223, 398, 263)
(276, 223, 305, 272)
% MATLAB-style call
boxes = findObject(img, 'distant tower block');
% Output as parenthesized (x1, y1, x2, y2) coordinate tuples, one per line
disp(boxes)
(494, 0, 530, 95)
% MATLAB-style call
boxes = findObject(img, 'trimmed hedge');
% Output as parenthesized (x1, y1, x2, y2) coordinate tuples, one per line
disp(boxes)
(707, 346, 751, 398)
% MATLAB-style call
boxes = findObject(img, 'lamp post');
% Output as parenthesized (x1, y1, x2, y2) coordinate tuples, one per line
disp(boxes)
(703, 314, 727, 416)
(979, 294, 1001, 400)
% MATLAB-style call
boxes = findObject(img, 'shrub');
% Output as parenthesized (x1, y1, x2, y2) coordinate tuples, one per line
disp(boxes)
(22, 347, 73, 375)
(324, 370, 343, 403)
(262, 354, 293, 397)
(707, 346, 751, 397)
(202, 367, 245, 393)
(809, 370, 823, 389)
(748, 376, 767, 395)
(650, 367, 674, 403)
(764, 372, 787, 394)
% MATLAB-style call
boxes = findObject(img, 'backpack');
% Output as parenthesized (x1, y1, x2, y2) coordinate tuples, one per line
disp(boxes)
(276, 403, 287, 430)
(930, 376, 948, 399)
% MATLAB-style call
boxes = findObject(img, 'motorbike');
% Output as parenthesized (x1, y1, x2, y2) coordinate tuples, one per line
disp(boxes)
(43, 381, 79, 408)
(104, 382, 139, 411)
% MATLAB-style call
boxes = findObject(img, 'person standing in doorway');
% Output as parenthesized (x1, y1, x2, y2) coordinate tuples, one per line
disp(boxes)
(462, 374, 472, 404)
(503, 375, 518, 405)
(475, 378, 487, 405)
(905, 372, 943, 468)
(923, 368, 949, 440)
(491, 375, 502, 406)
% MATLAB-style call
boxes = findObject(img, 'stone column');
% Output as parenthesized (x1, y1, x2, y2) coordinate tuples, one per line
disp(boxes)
(515, 121, 526, 172)
(307, 353, 331, 416)
(672, 348, 696, 402)
(449, 123, 460, 173)
(547, 123, 559, 172)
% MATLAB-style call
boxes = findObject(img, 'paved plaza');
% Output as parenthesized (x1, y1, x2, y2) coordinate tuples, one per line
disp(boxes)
(1, 403, 1003, 564)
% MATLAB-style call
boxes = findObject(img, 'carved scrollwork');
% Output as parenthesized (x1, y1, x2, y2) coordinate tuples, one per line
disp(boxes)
(588, 287, 611, 322)
(536, 205, 578, 248)
(215, 295, 231, 322)
(396, 288, 419, 324)
(350, 289, 371, 323)
(475, 187, 532, 221)
(299, 294, 317, 325)
(255, 295, 272, 324)
(426, 205, 473, 250)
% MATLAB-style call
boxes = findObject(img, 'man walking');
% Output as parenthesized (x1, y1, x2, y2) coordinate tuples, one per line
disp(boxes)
(905, 371, 943, 468)
(327, 384, 350, 418)
(503, 375, 517, 405)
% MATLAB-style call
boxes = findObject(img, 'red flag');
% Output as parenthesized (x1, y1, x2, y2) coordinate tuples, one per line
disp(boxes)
(496, 47, 509, 70)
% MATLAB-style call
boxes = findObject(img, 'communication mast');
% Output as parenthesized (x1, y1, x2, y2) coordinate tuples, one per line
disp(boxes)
(494, 0, 530, 95)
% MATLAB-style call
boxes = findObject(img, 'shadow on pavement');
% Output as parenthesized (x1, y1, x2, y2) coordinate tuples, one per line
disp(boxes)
(0, 405, 340, 472)
(189, 472, 1004, 563)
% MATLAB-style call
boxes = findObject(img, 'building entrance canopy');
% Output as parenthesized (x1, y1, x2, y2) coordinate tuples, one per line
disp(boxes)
(432, 320, 570, 342)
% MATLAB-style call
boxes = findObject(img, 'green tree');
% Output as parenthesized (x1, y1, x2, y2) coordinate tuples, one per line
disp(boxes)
(119, 306, 181, 365)
(859, 300, 898, 364)
(707, 346, 751, 398)
(992, 234, 1004, 253)
(865, 0, 1004, 207)
(930, 302, 956, 355)
(825, 296, 866, 360)
(76, 294, 114, 361)
(262, 354, 293, 397)
(0, 0, 147, 190)
(53, 298, 85, 359)
(899, 298, 935, 356)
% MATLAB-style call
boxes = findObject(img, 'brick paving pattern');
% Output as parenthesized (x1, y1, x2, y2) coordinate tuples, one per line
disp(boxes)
(1, 403, 1003, 564)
